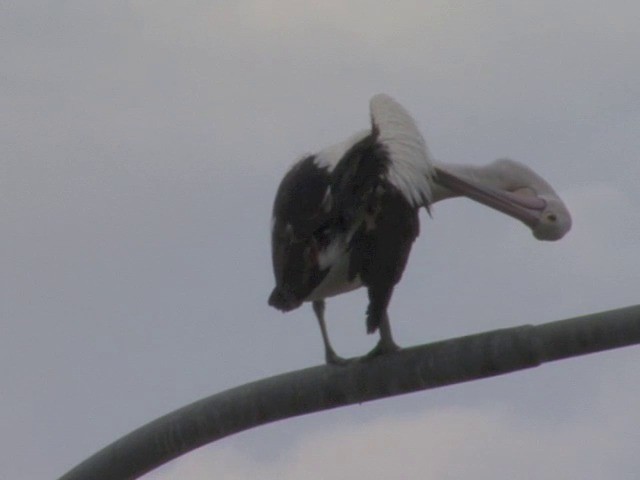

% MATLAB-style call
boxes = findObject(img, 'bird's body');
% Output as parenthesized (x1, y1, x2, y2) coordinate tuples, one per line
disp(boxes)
(269, 94, 571, 364)
(269, 95, 432, 361)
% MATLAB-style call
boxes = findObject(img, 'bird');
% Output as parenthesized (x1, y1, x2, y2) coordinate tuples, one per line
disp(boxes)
(268, 94, 571, 365)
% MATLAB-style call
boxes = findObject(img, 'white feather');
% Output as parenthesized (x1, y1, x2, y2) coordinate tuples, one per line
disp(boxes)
(370, 94, 434, 206)
(314, 130, 369, 171)
(308, 250, 362, 301)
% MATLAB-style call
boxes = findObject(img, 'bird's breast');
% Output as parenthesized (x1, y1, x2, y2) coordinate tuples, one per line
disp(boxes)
(306, 250, 363, 301)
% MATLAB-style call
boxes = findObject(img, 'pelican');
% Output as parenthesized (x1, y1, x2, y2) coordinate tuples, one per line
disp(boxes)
(268, 94, 571, 364)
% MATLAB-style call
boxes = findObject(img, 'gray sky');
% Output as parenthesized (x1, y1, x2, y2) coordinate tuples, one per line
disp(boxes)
(2, 2, 639, 479)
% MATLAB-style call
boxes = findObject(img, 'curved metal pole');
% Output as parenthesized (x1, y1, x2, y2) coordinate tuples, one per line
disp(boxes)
(58, 304, 640, 480)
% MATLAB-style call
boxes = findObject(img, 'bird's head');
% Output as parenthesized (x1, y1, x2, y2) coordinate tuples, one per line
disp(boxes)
(488, 159, 572, 241)
(507, 186, 572, 241)
(433, 158, 572, 241)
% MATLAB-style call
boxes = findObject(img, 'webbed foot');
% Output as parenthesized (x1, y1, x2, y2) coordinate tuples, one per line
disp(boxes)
(360, 339, 401, 361)
(325, 349, 353, 366)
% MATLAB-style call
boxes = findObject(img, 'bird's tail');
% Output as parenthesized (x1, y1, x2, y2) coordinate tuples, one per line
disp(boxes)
(268, 287, 302, 312)
(369, 94, 434, 208)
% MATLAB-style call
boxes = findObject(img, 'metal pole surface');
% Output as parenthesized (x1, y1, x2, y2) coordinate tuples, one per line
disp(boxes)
(58, 304, 640, 480)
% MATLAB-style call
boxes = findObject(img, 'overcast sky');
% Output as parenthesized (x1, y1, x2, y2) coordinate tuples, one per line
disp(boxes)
(2, 2, 640, 479)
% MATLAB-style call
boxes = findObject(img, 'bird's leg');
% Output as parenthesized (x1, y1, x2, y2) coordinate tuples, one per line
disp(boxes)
(378, 311, 400, 352)
(363, 286, 401, 360)
(312, 300, 350, 365)
(363, 311, 400, 360)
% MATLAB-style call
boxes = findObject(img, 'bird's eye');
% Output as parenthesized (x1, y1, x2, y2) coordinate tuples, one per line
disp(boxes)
(546, 213, 557, 222)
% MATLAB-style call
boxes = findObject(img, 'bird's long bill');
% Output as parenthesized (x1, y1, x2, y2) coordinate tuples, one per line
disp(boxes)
(433, 167, 546, 229)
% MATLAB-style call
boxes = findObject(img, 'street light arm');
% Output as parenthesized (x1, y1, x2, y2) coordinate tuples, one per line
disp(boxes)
(58, 304, 640, 480)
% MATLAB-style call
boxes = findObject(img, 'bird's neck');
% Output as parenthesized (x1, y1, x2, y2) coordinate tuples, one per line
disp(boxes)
(431, 163, 487, 203)
(431, 160, 531, 204)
